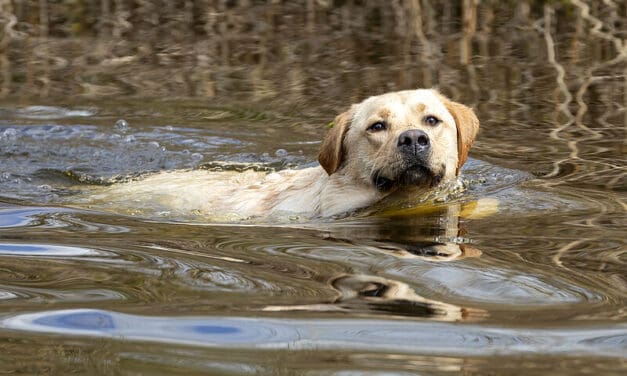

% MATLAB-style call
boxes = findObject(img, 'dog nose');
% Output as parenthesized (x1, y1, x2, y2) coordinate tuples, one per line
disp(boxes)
(397, 129, 430, 153)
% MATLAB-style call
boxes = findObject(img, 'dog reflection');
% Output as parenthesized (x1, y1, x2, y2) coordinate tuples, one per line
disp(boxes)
(373, 241, 481, 261)
(263, 200, 493, 318)
(332, 274, 485, 320)
(264, 274, 486, 321)
(319, 198, 493, 262)
(265, 203, 488, 317)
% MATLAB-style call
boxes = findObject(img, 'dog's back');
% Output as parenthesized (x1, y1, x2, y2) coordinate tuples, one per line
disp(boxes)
(77, 167, 328, 220)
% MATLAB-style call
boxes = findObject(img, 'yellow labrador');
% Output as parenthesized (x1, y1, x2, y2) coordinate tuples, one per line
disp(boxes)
(87, 89, 479, 219)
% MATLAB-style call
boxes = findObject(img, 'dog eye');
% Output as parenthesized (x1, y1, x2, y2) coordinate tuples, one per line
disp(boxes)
(367, 121, 387, 132)
(424, 115, 440, 126)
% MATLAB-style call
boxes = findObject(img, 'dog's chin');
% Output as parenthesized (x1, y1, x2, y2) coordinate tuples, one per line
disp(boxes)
(373, 164, 444, 193)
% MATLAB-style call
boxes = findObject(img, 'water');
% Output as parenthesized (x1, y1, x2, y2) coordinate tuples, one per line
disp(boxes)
(0, 1, 626, 374)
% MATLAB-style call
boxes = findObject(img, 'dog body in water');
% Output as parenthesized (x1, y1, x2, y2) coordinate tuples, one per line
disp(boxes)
(90, 89, 479, 219)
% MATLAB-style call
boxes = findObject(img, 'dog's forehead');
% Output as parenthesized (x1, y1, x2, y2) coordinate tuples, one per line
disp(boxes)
(357, 89, 454, 124)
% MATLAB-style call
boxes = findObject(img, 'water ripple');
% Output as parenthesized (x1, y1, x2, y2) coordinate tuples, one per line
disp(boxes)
(141, 240, 336, 299)
(13, 106, 95, 119)
(1, 309, 625, 358)
(0, 243, 111, 258)
(415, 265, 604, 305)
(0, 287, 126, 303)
(0, 207, 54, 228)
(0, 290, 18, 300)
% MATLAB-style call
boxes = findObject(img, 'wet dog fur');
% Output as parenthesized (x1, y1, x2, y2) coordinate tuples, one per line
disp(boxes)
(93, 89, 479, 219)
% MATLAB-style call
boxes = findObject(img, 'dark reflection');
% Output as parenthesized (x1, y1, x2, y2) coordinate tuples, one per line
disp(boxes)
(260, 202, 487, 320)
(397, 241, 481, 259)
(322, 200, 489, 261)
(328, 274, 485, 321)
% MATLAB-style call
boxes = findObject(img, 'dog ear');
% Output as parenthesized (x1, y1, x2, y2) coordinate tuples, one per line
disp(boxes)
(440, 96, 480, 175)
(318, 108, 354, 175)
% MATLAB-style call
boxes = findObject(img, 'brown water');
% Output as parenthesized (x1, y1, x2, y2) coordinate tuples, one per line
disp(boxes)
(0, 1, 625, 374)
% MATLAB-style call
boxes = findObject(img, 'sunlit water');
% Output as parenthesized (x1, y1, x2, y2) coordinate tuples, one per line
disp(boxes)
(1, 2, 626, 375)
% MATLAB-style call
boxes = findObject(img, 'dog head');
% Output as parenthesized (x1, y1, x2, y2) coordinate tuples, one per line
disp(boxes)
(319, 89, 479, 193)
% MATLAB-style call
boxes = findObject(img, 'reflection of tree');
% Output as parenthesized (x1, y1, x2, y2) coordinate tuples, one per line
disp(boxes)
(0, 0, 19, 96)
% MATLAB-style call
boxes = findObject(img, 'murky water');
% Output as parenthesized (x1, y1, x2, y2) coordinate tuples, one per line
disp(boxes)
(0, 1, 626, 374)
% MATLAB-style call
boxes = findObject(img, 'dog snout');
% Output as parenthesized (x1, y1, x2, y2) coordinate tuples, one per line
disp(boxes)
(397, 129, 430, 155)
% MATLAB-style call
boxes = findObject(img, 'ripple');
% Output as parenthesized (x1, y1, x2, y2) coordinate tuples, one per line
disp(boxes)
(47, 212, 132, 234)
(0, 290, 18, 300)
(181, 268, 262, 291)
(410, 265, 604, 306)
(143, 240, 334, 299)
(0, 243, 109, 257)
(1, 287, 126, 303)
(0, 207, 56, 228)
(0, 206, 134, 234)
(13, 106, 95, 119)
(1, 309, 625, 358)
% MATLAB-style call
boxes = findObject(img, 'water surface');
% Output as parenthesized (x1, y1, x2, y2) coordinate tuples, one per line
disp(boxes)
(0, 1, 625, 374)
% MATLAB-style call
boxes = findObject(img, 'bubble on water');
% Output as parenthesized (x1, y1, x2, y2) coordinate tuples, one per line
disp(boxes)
(1, 172, 10, 180)
(124, 135, 136, 143)
(164, 125, 174, 131)
(275, 149, 288, 157)
(181, 149, 190, 155)
(38, 184, 52, 191)
(148, 141, 160, 148)
(114, 119, 130, 133)
(191, 153, 204, 162)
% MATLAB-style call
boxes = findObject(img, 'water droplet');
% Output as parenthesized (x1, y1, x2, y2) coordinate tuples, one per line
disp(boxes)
(275, 149, 288, 157)
(114, 119, 130, 133)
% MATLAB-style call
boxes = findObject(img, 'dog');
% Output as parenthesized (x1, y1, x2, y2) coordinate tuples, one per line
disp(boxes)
(85, 88, 479, 219)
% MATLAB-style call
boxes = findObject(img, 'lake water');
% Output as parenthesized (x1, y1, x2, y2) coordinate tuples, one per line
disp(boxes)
(0, 2, 625, 374)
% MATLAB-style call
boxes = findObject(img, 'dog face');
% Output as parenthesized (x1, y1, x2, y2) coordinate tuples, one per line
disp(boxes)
(319, 89, 479, 194)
